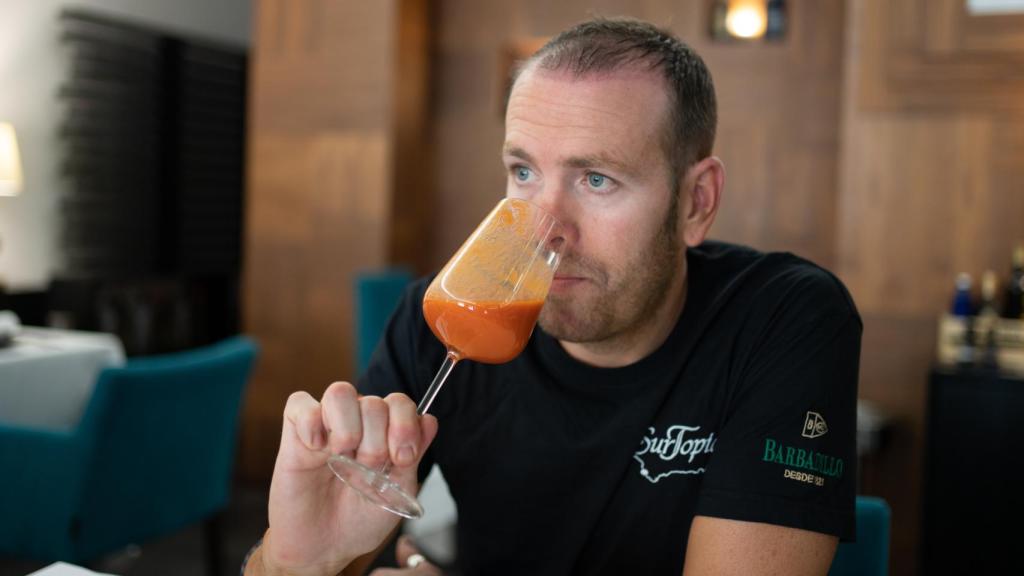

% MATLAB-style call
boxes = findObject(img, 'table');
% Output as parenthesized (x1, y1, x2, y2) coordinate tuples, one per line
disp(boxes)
(0, 327, 125, 430)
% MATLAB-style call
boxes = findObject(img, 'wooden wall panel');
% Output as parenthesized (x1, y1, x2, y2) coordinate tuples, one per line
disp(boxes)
(838, 1, 1024, 573)
(390, 0, 434, 270)
(250, 0, 396, 132)
(837, 115, 1004, 315)
(241, 0, 429, 480)
(858, 0, 1024, 112)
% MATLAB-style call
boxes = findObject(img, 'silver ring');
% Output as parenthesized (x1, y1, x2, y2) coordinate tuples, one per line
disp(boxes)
(406, 553, 427, 568)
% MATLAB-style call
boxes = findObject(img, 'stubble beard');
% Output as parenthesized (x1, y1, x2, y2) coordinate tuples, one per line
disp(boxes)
(538, 195, 682, 344)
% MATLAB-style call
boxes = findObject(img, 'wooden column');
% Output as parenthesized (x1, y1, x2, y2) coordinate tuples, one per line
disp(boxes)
(241, 0, 431, 480)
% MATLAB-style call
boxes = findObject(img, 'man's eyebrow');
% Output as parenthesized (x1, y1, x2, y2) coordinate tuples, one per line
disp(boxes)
(502, 146, 534, 164)
(564, 153, 636, 176)
(503, 146, 637, 177)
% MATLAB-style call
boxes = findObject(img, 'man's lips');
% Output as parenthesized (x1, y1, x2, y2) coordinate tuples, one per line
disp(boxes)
(551, 275, 587, 291)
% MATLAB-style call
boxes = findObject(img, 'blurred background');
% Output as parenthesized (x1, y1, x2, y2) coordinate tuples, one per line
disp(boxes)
(1, 0, 1023, 574)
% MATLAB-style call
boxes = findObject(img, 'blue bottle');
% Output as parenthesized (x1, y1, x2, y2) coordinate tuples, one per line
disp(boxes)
(952, 273, 974, 317)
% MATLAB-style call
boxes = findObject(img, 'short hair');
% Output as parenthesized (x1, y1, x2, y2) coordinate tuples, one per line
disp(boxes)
(511, 18, 717, 183)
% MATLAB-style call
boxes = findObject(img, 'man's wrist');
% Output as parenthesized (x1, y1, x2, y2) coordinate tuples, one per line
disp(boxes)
(257, 543, 287, 576)
(241, 530, 282, 576)
(252, 530, 289, 576)
(247, 529, 355, 576)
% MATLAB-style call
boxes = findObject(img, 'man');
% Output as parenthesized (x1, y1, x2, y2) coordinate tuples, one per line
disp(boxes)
(245, 17, 859, 576)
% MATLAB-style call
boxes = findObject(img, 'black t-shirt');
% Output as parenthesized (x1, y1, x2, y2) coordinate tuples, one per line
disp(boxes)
(359, 240, 861, 575)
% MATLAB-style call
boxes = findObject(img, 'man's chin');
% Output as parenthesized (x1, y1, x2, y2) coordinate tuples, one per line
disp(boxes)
(538, 304, 601, 343)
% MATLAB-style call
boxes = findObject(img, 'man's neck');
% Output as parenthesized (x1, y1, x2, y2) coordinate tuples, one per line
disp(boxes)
(559, 267, 688, 368)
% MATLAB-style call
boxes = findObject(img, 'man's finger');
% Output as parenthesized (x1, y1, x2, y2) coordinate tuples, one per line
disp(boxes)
(384, 393, 421, 467)
(356, 395, 390, 467)
(394, 535, 441, 575)
(420, 414, 439, 452)
(283, 391, 326, 450)
(321, 381, 362, 454)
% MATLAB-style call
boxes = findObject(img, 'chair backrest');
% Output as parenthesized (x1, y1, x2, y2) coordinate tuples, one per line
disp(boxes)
(355, 269, 413, 375)
(72, 336, 258, 560)
(828, 496, 891, 576)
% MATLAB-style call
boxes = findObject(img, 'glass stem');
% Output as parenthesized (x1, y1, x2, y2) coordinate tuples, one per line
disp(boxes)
(375, 350, 459, 481)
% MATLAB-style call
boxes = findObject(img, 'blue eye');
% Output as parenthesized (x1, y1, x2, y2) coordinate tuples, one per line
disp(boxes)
(515, 166, 533, 182)
(587, 173, 608, 188)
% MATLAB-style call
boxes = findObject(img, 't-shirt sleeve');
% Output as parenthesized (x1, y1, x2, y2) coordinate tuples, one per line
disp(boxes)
(356, 276, 443, 484)
(695, 268, 862, 541)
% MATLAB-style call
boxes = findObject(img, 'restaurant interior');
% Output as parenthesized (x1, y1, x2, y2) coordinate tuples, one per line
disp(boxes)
(1, 0, 1023, 574)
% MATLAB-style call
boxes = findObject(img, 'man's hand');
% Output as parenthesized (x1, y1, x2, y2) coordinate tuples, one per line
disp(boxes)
(368, 535, 442, 575)
(259, 381, 439, 576)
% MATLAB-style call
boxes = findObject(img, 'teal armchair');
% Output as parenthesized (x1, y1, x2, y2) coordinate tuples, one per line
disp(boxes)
(0, 336, 258, 570)
(355, 269, 413, 376)
(829, 496, 892, 576)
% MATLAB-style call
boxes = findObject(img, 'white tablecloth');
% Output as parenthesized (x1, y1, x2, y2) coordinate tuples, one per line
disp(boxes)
(0, 327, 125, 430)
(27, 562, 116, 575)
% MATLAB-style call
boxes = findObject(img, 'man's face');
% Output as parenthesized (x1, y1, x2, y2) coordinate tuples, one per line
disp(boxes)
(503, 66, 686, 344)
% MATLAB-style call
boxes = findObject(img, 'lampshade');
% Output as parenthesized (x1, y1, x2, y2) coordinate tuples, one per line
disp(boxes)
(0, 122, 24, 197)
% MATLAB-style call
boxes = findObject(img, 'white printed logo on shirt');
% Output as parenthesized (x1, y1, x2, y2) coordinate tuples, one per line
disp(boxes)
(634, 425, 716, 483)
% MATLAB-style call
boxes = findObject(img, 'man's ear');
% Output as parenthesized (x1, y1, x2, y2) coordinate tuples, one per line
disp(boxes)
(679, 156, 725, 248)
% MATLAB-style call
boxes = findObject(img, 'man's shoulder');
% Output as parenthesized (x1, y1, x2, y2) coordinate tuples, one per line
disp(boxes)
(406, 274, 432, 300)
(691, 240, 824, 275)
(691, 240, 859, 324)
(399, 274, 440, 314)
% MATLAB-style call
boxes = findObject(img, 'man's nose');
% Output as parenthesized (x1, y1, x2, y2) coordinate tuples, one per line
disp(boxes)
(528, 183, 579, 252)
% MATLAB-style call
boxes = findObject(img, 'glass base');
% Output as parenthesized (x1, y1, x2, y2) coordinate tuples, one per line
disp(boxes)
(327, 454, 424, 519)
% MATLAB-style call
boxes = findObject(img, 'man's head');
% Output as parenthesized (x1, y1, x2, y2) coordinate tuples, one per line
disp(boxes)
(513, 18, 718, 188)
(502, 18, 724, 359)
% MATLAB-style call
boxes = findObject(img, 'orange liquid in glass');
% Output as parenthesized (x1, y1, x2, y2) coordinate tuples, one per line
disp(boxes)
(422, 296, 544, 364)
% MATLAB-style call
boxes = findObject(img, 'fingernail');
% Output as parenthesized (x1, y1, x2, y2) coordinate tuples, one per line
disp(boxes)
(397, 445, 416, 465)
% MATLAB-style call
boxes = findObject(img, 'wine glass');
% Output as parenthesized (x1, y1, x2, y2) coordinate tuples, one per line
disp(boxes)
(327, 198, 565, 518)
